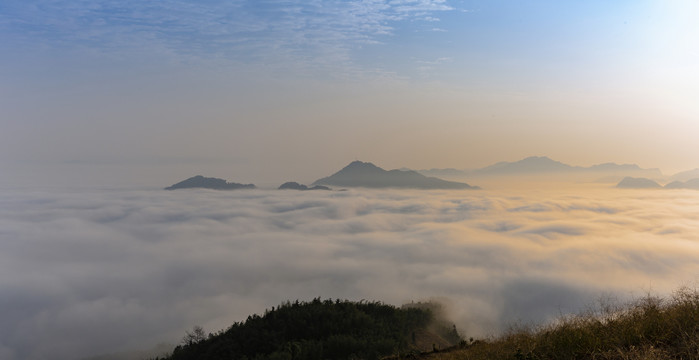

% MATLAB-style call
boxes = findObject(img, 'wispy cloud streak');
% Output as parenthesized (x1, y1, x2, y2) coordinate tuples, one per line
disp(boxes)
(0, 0, 454, 72)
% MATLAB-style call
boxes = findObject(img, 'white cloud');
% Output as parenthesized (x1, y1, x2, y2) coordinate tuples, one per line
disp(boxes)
(1, 186, 698, 359)
(0, 0, 455, 74)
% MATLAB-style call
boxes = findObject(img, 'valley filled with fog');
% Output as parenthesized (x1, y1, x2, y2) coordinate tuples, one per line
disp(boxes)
(2, 185, 698, 360)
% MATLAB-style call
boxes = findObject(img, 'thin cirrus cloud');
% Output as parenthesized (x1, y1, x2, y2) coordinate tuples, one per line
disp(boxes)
(0, 0, 454, 71)
(1, 187, 699, 360)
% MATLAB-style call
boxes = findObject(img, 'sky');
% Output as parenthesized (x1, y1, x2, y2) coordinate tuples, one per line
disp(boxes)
(2, 186, 699, 360)
(2, 3, 699, 359)
(1, 0, 698, 187)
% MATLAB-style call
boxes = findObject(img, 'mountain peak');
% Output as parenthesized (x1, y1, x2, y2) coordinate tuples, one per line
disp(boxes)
(522, 156, 554, 162)
(519, 156, 566, 165)
(314, 161, 478, 189)
(479, 156, 572, 174)
(342, 160, 382, 171)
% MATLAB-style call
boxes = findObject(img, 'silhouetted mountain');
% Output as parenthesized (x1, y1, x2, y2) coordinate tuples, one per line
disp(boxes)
(665, 181, 685, 189)
(587, 163, 662, 181)
(313, 161, 478, 189)
(616, 177, 662, 189)
(279, 182, 331, 191)
(670, 169, 699, 182)
(165, 175, 255, 190)
(683, 178, 699, 189)
(478, 156, 576, 174)
(417, 156, 662, 180)
(665, 178, 699, 190)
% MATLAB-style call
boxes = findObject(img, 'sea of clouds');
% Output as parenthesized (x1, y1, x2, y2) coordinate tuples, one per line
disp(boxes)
(1, 185, 699, 360)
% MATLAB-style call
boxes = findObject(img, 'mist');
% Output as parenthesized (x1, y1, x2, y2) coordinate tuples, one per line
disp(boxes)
(1, 186, 698, 360)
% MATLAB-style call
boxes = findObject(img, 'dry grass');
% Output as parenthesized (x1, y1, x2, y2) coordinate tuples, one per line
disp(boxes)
(403, 287, 699, 360)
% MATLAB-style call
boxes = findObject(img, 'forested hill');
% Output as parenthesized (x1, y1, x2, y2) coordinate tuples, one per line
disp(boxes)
(154, 298, 461, 360)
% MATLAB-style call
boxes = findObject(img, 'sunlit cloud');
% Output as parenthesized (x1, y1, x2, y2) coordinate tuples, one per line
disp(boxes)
(1, 187, 698, 359)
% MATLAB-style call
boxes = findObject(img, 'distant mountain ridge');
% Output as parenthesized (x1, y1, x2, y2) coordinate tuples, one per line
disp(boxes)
(478, 156, 575, 174)
(313, 161, 478, 189)
(418, 156, 663, 180)
(663, 178, 699, 190)
(615, 177, 699, 190)
(162, 159, 697, 191)
(165, 175, 255, 190)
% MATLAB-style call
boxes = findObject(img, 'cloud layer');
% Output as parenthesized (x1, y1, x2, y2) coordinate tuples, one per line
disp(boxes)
(1, 186, 699, 359)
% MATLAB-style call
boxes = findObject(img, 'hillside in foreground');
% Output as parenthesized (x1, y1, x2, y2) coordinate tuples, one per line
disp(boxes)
(154, 299, 460, 360)
(150, 288, 699, 360)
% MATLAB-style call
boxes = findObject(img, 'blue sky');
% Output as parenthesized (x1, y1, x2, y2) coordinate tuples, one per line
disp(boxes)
(0, 0, 650, 81)
(1, 1, 456, 73)
(1, 1, 698, 186)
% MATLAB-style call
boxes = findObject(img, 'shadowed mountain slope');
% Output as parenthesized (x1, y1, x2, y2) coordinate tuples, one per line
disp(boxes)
(313, 161, 478, 189)
(616, 177, 662, 189)
(665, 178, 699, 189)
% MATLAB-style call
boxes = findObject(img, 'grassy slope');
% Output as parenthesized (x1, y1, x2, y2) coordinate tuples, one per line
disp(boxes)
(406, 287, 699, 360)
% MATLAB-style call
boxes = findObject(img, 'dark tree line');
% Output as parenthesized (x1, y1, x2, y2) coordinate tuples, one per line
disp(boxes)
(155, 298, 442, 360)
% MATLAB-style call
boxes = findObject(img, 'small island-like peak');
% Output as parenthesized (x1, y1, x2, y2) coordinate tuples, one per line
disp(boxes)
(165, 175, 255, 190)
(278, 182, 331, 191)
(616, 177, 661, 189)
